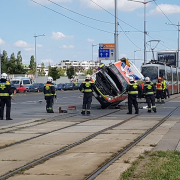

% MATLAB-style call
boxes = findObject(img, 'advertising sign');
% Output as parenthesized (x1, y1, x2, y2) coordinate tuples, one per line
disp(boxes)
(157, 51, 177, 66)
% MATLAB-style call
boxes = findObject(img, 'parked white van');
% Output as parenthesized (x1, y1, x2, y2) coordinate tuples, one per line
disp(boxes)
(10, 77, 32, 91)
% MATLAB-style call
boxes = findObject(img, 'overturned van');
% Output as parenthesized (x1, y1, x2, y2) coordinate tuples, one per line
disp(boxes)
(92, 59, 144, 109)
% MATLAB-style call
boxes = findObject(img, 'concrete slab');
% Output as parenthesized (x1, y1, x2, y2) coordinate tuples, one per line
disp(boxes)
(67, 133, 140, 153)
(112, 120, 158, 130)
(77, 120, 123, 126)
(153, 139, 180, 151)
(0, 133, 40, 147)
(23, 132, 92, 145)
(17, 152, 112, 180)
(0, 144, 62, 161)
(0, 160, 27, 177)
(13, 121, 76, 134)
(8, 175, 74, 180)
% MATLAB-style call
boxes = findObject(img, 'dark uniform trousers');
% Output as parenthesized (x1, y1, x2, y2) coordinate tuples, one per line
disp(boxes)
(45, 97, 53, 112)
(83, 93, 92, 111)
(128, 95, 138, 114)
(156, 90, 164, 101)
(146, 95, 156, 110)
(1, 98, 11, 119)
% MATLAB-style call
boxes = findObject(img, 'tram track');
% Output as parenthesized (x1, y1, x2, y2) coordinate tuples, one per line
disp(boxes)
(86, 106, 180, 180)
(0, 95, 178, 179)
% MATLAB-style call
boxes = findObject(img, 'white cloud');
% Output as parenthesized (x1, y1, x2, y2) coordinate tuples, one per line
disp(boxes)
(80, 0, 142, 11)
(52, 32, 74, 40)
(0, 38, 5, 45)
(60, 45, 75, 49)
(37, 44, 43, 48)
(87, 38, 94, 42)
(14, 40, 28, 47)
(41, 59, 54, 63)
(149, 4, 180, 15)
(24, 48, 34, 51)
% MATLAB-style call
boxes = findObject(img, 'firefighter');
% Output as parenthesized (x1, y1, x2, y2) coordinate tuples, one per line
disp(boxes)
(43, 77, 56, 113)
(0, 73, 13, 120)
(143, 77, 156, 113)
(79, 74, 96, 115)
(156, 77, 164, 103)
(126, 76, 141, 114)
(162, 77, 167, 99)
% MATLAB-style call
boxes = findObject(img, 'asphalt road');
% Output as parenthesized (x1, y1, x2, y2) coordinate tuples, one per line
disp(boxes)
(0, 90, 100, 127)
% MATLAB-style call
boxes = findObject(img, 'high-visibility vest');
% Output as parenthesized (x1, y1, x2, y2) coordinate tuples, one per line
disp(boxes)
(128, 83, 139, 95)
(156, 82, 163, 91)
(162, 80, 166, 90)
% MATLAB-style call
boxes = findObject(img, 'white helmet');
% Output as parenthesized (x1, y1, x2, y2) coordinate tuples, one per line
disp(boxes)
(129, 76, 134, 82)
(86, 74, 91, 80)
(1, 73, 7, 80)
(47, 76, 53, 82)
(145, 77, 150, 82)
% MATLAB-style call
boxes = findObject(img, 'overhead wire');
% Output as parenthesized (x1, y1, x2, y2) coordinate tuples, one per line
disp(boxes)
(31, 0, 113, 34)
(47, 0, 115, 24)
(153, 0, 177, 30)
(89, 0, 142, 49)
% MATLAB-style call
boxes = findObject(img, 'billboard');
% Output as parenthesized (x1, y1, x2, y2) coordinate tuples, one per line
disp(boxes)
(157, 51, 177, 66)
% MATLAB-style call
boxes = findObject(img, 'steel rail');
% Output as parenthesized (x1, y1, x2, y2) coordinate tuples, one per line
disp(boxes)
(86, 106, 179, 180)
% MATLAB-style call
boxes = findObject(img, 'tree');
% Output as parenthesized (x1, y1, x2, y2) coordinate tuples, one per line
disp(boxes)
(28, 55, 36, 74)
(17, 51, 22, 64)
(1, 50, 8, 73)
(66, 67, 75, 79)
(57, 67, 65, 77)
(48, 67, 60, 81)
(38, 62, 46, 76)
(86, 69, 93, 75)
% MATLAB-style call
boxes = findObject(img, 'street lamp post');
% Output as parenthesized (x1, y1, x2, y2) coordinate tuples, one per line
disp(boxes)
(166, 22, 180, 67)
(92, 43, 98, 61)
(128, 0, 155, 64)
(34, 34, 46, 83)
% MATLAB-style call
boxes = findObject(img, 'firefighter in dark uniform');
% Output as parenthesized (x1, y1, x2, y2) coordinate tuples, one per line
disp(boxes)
(126, 76, 141, 114)
(143, 77, 156, 113)
(79, 74, 96, 115)
(0, 73, 13, 120)
(43, 76, 56, 113)
(156, 77, 164, 103)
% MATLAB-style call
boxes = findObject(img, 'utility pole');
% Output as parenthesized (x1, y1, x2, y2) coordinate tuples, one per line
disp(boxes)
(166, 22, 180, 67)
(128, 0, 155, 64)
(114, 0, 119, 62)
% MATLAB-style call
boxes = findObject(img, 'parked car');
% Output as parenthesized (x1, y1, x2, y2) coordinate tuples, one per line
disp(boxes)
(57, 83, 65, 91)
(73, 83, 81, 90)
(29, 83, 44, 92)
(14, 84, 27, 93)
(64, 83, 74, 90)
(10, 83, 17, 94)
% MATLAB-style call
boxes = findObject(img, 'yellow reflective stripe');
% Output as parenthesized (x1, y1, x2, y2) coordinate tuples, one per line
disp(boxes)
(128, 91, 138, 94)
(95, 87, 109, 97)
(84, 89, 92, 92)
(100, 64, 105, 68)
(146, 92, 154, 95)
(45, 94, 53, 96)
(0, 93, 10, 96)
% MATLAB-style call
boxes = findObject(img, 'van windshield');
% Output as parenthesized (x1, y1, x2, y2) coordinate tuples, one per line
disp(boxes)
(23, 80, 30, 84)
(11, 80, 20, 85)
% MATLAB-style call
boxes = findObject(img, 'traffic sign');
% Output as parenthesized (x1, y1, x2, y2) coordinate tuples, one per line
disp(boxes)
(99, 49, 110, 58)
(99, 43, 115, 49)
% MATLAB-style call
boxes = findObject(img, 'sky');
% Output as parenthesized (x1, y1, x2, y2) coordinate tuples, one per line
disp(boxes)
(0, 0, 180, 68)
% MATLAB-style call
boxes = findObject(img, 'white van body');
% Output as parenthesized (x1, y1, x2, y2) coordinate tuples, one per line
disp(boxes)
(10, 77, 32, 91)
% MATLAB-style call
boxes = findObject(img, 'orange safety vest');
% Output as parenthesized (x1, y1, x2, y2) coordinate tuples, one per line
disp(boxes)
(156, 82, 163, 91)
